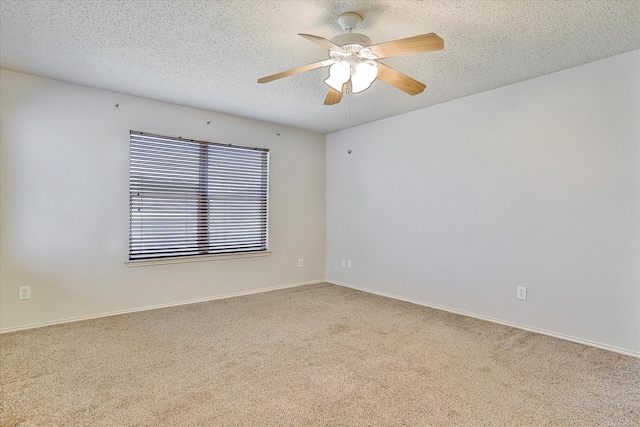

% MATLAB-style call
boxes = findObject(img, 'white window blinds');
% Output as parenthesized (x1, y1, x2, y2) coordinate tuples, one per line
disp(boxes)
(129, 131, 269, 261)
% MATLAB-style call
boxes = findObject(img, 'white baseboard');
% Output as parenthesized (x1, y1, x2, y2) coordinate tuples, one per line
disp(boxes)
(0, 280, 323, 334)
(329, 280, 640, 359)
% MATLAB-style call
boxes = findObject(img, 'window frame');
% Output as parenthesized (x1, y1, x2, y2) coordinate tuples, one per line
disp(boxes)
(127, 131, 270, 266)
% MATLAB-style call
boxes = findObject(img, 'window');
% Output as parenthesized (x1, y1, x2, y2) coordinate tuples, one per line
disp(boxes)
(129, 131, 269, 261)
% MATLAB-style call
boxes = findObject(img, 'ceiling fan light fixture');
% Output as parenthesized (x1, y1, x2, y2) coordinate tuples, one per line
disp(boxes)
(325, 60, 351, 92)
(351, 60, 378, 93)
(358, 47, 377, 59)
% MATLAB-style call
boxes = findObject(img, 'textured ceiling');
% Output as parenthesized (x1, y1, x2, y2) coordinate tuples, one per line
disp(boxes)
(1, 0, 639, 134)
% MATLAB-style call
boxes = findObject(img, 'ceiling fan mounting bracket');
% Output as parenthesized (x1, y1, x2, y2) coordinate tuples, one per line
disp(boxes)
(338, 12, 362, 32)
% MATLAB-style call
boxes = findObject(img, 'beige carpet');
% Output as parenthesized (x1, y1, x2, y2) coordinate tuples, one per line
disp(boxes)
(1, 282, 638, 426)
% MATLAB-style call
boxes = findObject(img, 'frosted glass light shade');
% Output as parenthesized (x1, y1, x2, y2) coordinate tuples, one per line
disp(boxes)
(325, 61, 350, 92)
(351, 60, 378, 93)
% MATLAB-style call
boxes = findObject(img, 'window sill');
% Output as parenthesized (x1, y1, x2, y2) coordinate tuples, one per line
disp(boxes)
(125, 251, 271, 267)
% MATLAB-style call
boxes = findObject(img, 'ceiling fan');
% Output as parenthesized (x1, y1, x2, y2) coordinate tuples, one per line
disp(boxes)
(257, 12, 444, 105)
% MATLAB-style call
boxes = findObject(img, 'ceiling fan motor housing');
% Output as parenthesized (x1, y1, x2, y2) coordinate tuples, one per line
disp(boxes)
(331, 33, 372, 50)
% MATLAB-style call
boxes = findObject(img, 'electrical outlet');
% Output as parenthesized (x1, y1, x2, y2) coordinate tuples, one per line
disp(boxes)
(341, 259, 346, 268)
(298, 258, 304, 268)
(517, 286, 527, 301)
(347, 260, 352, 269)
(19, 286, 31, 300)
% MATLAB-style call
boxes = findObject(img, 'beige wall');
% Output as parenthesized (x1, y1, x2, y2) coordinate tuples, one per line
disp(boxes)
(0, 69, 326, 331)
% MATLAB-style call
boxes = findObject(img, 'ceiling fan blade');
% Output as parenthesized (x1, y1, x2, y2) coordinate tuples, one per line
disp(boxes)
(324, 84, 345, 105)
(368, 33, 444, 59)
(299, 33, 347, 53)
(258, 59, 330, 84)
(376, 62, 426, 95)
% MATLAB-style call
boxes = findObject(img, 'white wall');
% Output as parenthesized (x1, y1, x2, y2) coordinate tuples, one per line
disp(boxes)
(3, 51, 639, 356)
(326, 50, 640, 355)
(0, 69, 326, 332)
